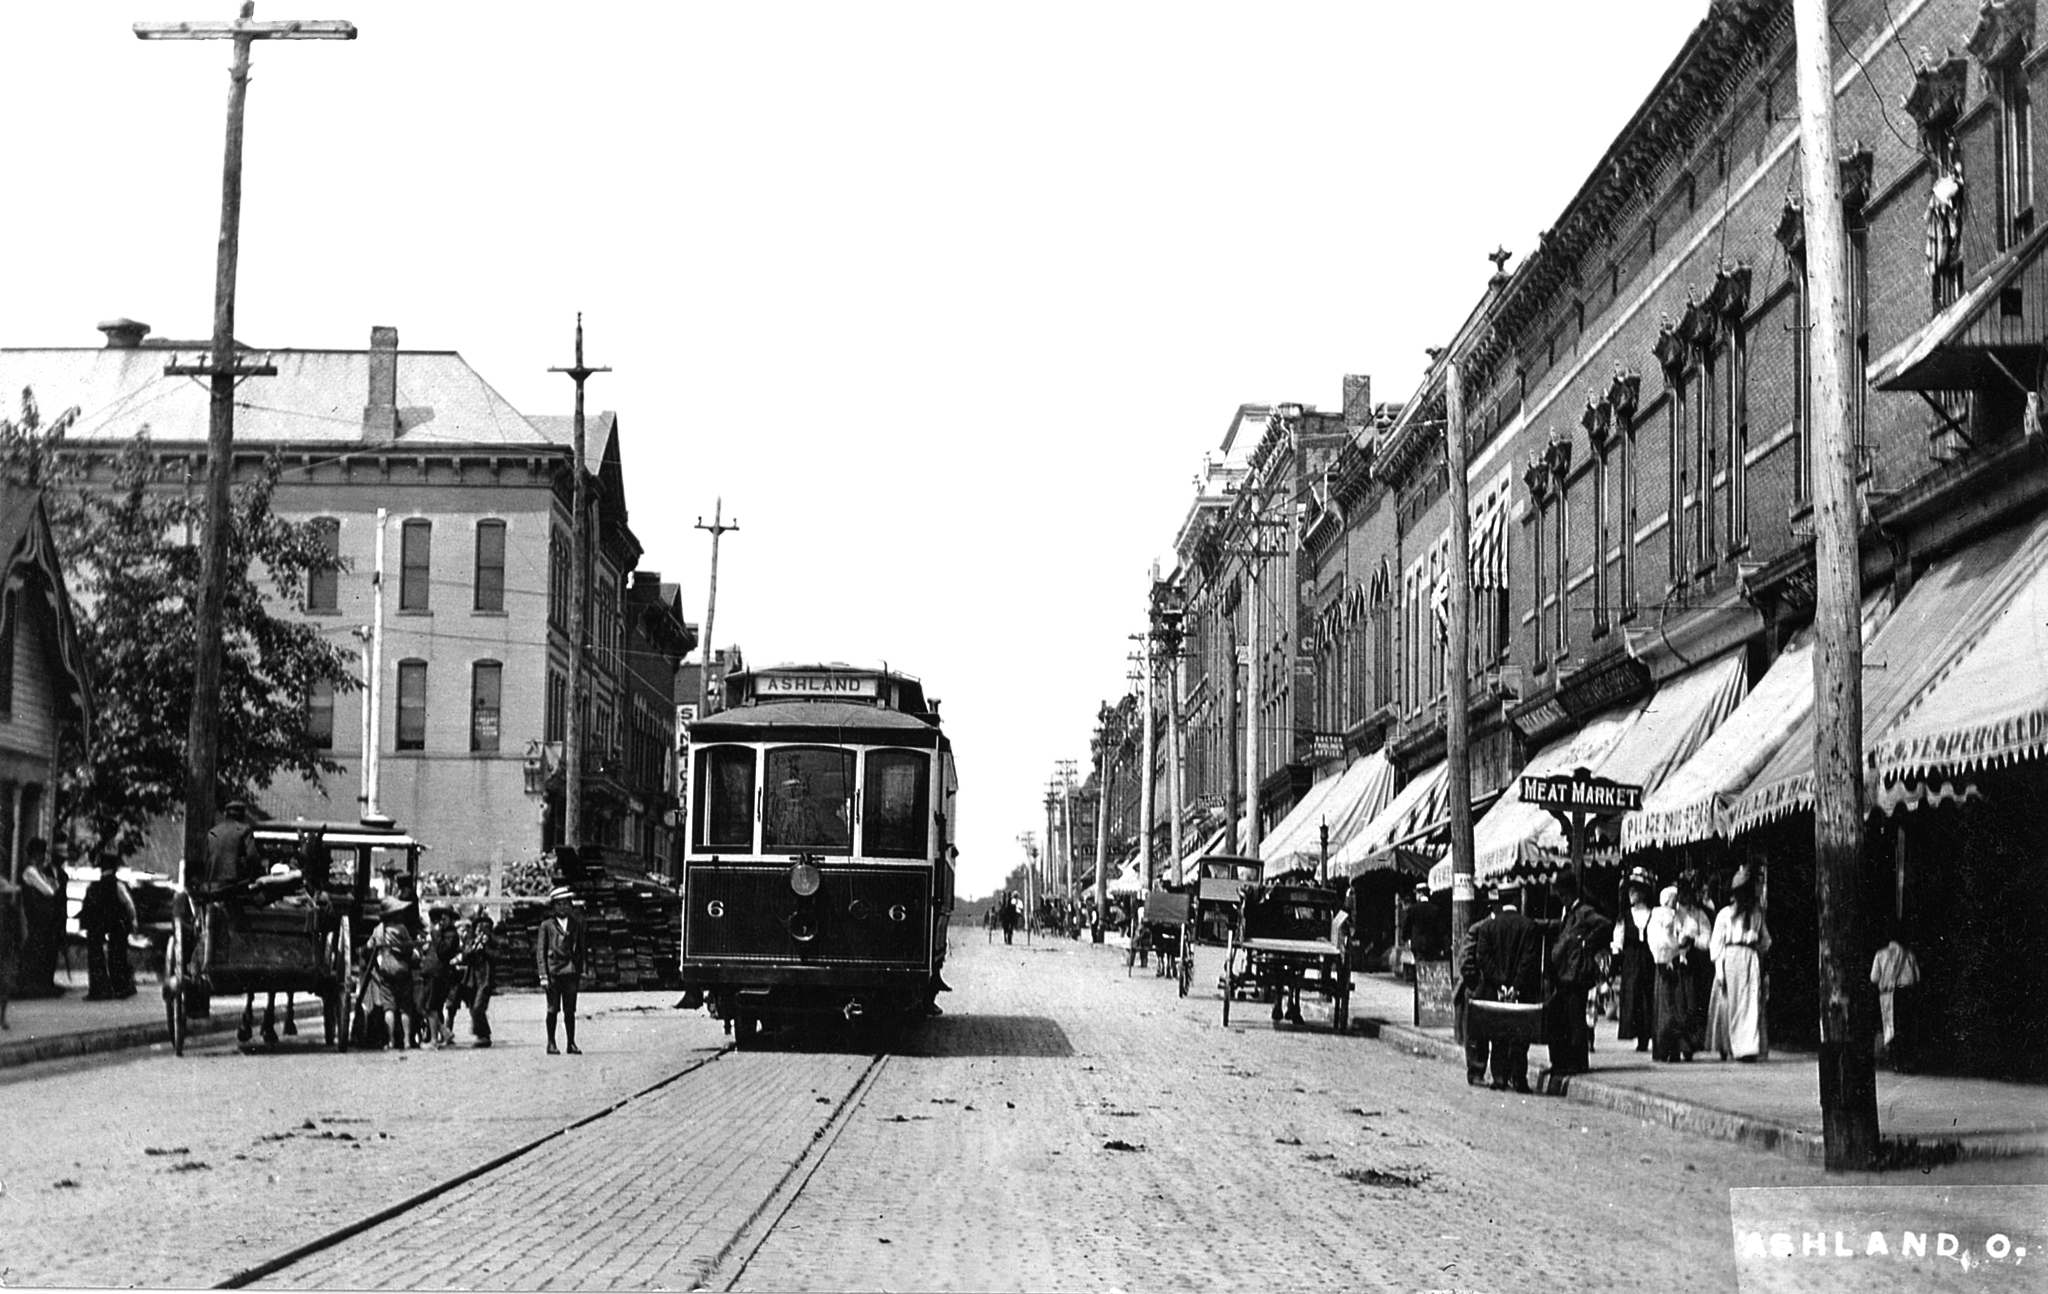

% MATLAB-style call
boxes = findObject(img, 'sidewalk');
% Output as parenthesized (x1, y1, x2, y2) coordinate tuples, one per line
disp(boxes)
(1344, 970, 2048, 1164)
(0, 965, 249, 1073)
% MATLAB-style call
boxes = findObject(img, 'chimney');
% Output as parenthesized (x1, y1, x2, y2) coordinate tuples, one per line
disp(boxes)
(364, 325, 399, 439)
(97, 318, 151, 349)
(1341, 374, 1371, 429)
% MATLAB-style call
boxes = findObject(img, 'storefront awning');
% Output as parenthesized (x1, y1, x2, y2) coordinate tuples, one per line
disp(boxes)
(1472, 697, 1646, 883)
(1327, 761, 1446, 878)
(1260, 751, 1398, 872)
(1724, 510, 2048, 837)
(1869, 514, 2048, 784)
(1868, 221, 2048, 392)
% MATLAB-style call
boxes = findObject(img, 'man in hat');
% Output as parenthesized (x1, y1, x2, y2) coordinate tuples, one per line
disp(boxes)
(79, 856, 137, 1000)
(1404, 881, 1449, 968)
(199, 799, 260, 897)
(1461, 886, 1541, 1092)
(536, 886, 586, 1054)
(1538, 872, 1612, 1077)
(459, 906, 498, 1047)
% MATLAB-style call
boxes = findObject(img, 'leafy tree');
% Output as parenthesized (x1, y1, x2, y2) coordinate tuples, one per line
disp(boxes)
(1, 388, 359, 855)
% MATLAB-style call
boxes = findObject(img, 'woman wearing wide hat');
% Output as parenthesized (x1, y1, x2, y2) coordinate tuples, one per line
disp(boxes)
(1611, 866, 1658, 1052)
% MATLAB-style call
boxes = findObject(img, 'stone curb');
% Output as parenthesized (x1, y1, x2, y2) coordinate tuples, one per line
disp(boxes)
(0, 1008, 245, 1072)
(1361, 1015, 2047, 1165)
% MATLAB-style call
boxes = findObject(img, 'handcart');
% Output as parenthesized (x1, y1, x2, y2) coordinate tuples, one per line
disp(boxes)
(1129, 887, 1195, 997)
(1220, 881, 1351, 1032)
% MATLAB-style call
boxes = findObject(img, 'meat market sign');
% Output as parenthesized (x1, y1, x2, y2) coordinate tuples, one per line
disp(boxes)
(1519, 768, 1642, 814)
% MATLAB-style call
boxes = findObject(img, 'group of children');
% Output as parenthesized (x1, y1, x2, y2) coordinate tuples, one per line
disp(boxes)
(357, 897, 496, 1049)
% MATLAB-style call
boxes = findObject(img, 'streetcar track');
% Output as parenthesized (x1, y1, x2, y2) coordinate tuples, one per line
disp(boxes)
(696, 1044, 897, 1291)
(213, 1043, 738, 1289)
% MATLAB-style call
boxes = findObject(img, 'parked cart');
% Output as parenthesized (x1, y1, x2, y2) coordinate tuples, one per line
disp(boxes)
(1220, 881, 1351, 1032)
(1129, 886, 1195, 997)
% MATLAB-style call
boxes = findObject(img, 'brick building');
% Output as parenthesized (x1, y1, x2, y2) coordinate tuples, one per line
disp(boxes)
(1136, 0, 2048, 1077)
(0, 322, 690, 883)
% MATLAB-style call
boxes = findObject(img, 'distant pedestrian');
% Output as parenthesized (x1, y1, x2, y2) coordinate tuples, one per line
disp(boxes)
(537, 886, 586, 1055)
(362, 895, 417, 1050)
(1673, 876, 1714, 1057)
(1406, 885, 1449, 966)
(79, 856, 137, 1000)
(17, 838, 62, 995)
(1460, 888, 1541, 1092)
(1000, 892, 1018, 945)
(1539, 873, 1610, 1077)
(1709, 867, 1771, 1062)
(1869, 933, 1921, 1073)
(0, 870, 21, 1028)
(1612, 868, 1656, 1053)
(459, 909, 498, 1047)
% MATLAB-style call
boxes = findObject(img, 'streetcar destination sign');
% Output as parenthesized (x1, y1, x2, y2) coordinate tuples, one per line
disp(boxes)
(756, 672, 881, 698)
(1519, 768, 1643, 814)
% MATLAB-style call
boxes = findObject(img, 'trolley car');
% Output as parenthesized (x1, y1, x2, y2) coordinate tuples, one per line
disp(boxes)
(680, 664, 957, 1046)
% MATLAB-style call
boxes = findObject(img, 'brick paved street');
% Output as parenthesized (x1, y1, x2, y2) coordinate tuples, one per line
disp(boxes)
(2, 939, 2039, 1292)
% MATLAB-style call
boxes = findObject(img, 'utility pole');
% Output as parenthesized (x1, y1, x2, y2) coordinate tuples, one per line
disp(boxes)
(1242, 526, 1263, 860)
(1015, 833, 1036, 946)
(1446, 358, 1476, 971)
(1129, 633, 1157, 892)
(1043, 783, 1061, 918)
(1057, 759, 1078, 905)
(695, 499, 740, 715)
(1792, 0, 1879, 1171)
(1153, 578, 1188, 884)
(1094, 704, 1112, 940)
(138, 2, 356, 879)
(550, 314, 610, 852)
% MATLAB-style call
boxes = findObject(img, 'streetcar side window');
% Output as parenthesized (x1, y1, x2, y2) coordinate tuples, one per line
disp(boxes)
(695, 745, 757, 851)
(861, 749, 929, 859)
(763, 746, 854, 854)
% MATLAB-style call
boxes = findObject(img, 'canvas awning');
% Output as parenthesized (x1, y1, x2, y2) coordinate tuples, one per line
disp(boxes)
(1259, 751, 1398, 873)
(1724, 510, 2048, 837)
(1328, 761, 1448, 878)
(1472, 697, 1646, 883)
(1868, 220, 2048, 392)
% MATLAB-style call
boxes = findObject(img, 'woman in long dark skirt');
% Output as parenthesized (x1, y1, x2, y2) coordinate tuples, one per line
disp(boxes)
(1611, 869, 1657, 1053)
(1647, 885, 1689, 1062)
(1675, 876, 1715, 1058)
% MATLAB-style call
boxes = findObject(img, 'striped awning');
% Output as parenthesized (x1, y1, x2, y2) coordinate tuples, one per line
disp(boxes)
(1472, 698, 1645, 883)
(1724, 509, 2048, 837)
(1328, 762, 1448, 877)
(1260, 751, 1399, 873)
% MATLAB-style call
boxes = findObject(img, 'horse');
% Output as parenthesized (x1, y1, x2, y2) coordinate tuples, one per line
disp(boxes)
(237, 991, 298, 1046)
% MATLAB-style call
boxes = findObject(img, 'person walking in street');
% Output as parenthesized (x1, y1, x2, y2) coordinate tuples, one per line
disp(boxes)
(362, 895, 417, 1050)
(1612, 868, 1657, 1053)
(418, 904, 462, 1049)
(537, 885, 586, 1055)
(1647, 884, 1695, 1063)
(1539, 872, 1611, 1077)
(459, 908, 498, 1047)
(79, 856, 136, 1000)
(1460, 887, 1541, 1092)
(1709, 866, 1771, 1062)
(1000, 892, 1018, 945)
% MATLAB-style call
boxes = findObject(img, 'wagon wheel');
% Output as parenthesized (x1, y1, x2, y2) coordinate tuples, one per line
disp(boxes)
(163, 918, 189, 1057)
(1177, 938, 1193, 998)
(326, 915, 353, 1051)
(1332, 969, 1350, 1035)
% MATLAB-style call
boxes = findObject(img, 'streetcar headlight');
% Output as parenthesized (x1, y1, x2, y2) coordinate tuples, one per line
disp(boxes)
(789, 860, 822, 897)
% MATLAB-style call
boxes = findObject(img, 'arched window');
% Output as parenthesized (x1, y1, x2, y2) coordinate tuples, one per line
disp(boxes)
(396, 659, 428, 750)
(399, 519, 432, 611)
(470, 660, 503, 752)
(474, 520, 506, 613)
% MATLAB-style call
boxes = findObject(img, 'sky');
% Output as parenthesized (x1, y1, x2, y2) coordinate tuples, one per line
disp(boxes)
(0, 2, 1706, 902)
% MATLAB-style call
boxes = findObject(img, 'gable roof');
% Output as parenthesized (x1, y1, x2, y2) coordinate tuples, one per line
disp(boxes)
(0, 482, 91, 732)
(0, 346, 553, 448)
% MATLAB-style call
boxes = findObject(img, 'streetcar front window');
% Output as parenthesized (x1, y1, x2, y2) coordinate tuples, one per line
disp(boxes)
(763, 746, 854, 854)
(861, 749, 929, 859)
(696, 745, 757, 851)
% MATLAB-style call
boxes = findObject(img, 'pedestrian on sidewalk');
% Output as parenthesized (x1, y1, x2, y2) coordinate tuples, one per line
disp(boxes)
(79, 856, 137, 1000)
(1612, 868, 1656, 1054)
(537, 886, 586, 1055)
(1539, 873, 1611, 1077)
(1647, 885, 1694, 1063)
(1869, 932, 1920, 1073)
(0, 870, 21, 1028)
(17, 838, 62, 996)
(363, 895, 417, 1050)
(1674, 874, 1715, 1058)
(459, 908, 498, 1047)
(1709, 867, 1770, 1062)
(1461, 887, 1540, 1092)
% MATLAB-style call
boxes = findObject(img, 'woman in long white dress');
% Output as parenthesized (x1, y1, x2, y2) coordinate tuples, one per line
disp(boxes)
(1710, 867, 1771, 1061)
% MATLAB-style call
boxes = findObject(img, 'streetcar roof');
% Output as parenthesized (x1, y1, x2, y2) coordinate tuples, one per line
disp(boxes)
(689, 700, 944, 748)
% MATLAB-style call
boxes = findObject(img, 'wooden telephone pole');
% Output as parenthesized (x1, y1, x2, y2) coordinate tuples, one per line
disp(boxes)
(137, 3, 356, 877)
(695, 500, 740, 715)
(1791, 0, 1880, 1170)
(1446, 360, 1476, 968)
(550, 315, 610, 853)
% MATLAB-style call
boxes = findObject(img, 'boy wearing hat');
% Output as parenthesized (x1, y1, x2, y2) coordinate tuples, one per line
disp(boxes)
(458, 907, 498, 1047)
(79, 856, 137, 1000)
(361, 895, 418, 1049)
(536, 886, 586, 1054)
